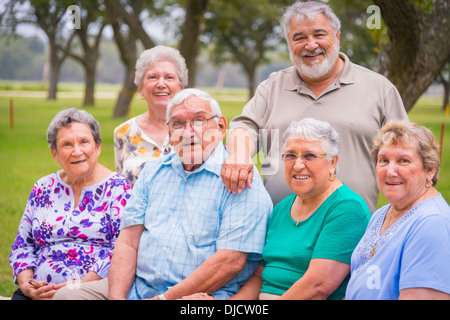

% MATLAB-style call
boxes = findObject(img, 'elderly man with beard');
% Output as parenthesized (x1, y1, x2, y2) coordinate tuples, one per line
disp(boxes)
(221, 0, 408, 212)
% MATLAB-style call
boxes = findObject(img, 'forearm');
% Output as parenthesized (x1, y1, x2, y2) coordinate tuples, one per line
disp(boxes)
(229, 265, 264, 300)
(162, 249, 248, 300)
(108, 225, 143, 300)
(279, 259, 350, 300)
(226, 128, 256, 159)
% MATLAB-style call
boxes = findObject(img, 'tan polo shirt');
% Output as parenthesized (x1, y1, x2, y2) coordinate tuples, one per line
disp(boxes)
(230, 53, 408, 212)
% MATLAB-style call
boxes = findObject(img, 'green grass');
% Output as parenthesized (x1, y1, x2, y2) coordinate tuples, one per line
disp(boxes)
(0, 90, 449, 297)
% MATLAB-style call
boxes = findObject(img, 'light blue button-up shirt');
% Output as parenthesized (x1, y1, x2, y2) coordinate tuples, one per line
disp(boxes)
(121, 143, 273, 300)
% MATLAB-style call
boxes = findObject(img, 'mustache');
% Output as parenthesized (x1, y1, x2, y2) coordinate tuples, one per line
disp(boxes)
(301, 48, 325, 57)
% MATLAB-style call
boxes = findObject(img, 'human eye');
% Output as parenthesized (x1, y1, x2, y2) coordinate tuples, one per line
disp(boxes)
(193, 118, 206, 128)
(301, 152, 318, 162)
(282, 153, 297, 162)
(377, 156, 388, 165)
(171, 120, 185, 129)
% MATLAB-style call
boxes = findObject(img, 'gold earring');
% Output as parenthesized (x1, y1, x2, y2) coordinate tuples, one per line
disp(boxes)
(140, 95, 145, 100)
(425, 180, 432, 188)
(329, 172, 336, 181)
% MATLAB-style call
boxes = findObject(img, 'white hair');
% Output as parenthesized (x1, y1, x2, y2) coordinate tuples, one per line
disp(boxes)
(166, 88, 222, 121)
(283, 118, 340, 163)
(134, 45, 189, 88)
(281, 1, 341, 41)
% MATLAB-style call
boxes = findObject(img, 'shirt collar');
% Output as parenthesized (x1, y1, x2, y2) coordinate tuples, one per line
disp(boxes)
(162, 142, 227, 178)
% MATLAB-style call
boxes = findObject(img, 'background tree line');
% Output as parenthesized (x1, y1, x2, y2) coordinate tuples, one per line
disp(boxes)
(1, 0, 449, 117)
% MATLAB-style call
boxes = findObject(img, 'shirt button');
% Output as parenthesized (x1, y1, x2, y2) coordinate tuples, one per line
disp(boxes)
(179, 201, 183, 205)
(163, 247, 167, 251)
(157, 272, 161, 276)
(171, 225, 176, 229)
(183, 178, 187, 182)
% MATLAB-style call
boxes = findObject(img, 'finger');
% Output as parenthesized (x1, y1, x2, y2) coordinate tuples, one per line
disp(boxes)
(221, 165, 232, 192)
(246, 168, 254, 189)
(237, 169, 249, 194)
(229, 169, 242, 194)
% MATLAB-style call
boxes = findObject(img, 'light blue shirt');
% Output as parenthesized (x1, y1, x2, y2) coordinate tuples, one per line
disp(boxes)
(121, 143, 273, 300)
(345, 194, 450, 300)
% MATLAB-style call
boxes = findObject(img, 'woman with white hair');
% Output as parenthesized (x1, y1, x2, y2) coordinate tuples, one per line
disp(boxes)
(10, 108, 132, 300)
(186, 118, 370, 300)
(114, 45, 188, 185)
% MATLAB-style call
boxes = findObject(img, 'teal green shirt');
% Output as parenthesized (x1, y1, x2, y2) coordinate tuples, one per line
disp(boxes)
(260, 184, 370, 299)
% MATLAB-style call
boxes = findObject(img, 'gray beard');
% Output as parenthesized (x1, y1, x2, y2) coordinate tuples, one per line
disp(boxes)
(291, 43, 340, 80)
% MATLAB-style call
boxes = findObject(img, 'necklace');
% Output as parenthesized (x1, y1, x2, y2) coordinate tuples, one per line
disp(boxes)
(369, 204, 415, 259)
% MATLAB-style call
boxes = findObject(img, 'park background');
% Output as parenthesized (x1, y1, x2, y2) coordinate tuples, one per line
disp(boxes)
(0, 0, 449, 297)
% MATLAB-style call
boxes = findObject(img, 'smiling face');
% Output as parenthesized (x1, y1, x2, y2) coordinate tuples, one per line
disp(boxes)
(376, 141, 436, 210)
(283, 137, 337, 201)
(288, 13, 340, 81)
(51, 122, 101, 182)
(139, 60, 183, 110)
(168, 95, 227, 171)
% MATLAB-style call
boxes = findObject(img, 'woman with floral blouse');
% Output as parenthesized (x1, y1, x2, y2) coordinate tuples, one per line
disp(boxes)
(9, 108, 132, 300)
(114, 45, 187, 185)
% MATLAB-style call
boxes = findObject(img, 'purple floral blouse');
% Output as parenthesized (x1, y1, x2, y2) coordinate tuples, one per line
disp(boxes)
(10, 172, 132, 285)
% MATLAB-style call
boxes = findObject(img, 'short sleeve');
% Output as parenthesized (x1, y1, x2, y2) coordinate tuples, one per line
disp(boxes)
(215, 170, 272, 257)
(312, 200, 370, 264)
(399, 215, 450, 294)
(120, 168, 149, 229)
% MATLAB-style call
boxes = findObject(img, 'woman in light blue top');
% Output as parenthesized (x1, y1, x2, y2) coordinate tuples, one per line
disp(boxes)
(345, 120, 450, 300)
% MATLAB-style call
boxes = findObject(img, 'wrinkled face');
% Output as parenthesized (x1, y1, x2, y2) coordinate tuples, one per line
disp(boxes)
(139, 60, 183, 109)
(51, 122, 101, 180)
(287, 14, 340, 80)
(168, 95, 227, 171)
(375, 141, 436, 209)
(283, 137, 337, 200)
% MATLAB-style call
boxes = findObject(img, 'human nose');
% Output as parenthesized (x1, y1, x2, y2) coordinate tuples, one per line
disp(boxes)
(304, 37, 319, 51)
(385, 162, 399, 177)
(182, 121, 196, 137)
(292, 156, 306, 170)
(72, 143, 83, 155)
(156, 76, 167, 87)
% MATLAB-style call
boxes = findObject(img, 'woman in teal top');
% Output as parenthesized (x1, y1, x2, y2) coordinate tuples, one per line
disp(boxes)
(184, 118, 371, 300)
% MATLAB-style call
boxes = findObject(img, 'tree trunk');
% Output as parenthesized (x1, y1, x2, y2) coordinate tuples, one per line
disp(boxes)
(107, 8, 138, 118)
(83, 64, 96, 106)
(374, 0, 450, 112)
(113, 69, 137, 118)
(442, 69, 450, 111)
(47, 41, 62, 100)
(178, 0, 209, 87)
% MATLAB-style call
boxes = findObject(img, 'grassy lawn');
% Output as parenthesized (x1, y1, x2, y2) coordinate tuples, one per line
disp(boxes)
(0, 88, 448, 297)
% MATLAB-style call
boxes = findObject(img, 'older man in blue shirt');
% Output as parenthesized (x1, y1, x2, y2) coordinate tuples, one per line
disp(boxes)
(108, 89, 272, 300)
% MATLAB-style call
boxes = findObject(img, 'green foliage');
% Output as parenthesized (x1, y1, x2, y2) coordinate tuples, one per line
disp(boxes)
(0, 90, 449, 297)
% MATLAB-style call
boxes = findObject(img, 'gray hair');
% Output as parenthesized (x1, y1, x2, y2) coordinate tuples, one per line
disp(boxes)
(134, 45, 189, 88)
(281, 1, 341, 40)
(166, 88, 222, 121)
(283, 118, 340, 163)
(46, 108, 102, 150)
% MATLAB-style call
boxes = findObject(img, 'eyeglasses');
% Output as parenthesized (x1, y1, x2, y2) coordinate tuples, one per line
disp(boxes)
(168, 116, 218, 131)
(281, 152, 327, 163)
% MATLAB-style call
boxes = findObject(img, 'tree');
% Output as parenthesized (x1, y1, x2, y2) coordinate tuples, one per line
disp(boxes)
(105, 0, 209, 117)
(66, 1, 106, 106)
(205, 0, 289, 99)
(1, 0, 78, 100)
(439, 61, 450, 111)
(104, 1, 138, 118)
(374, 0, 450, 112)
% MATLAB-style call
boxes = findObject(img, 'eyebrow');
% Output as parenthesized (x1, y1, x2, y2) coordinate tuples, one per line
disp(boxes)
(292, 28, 329, 39)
